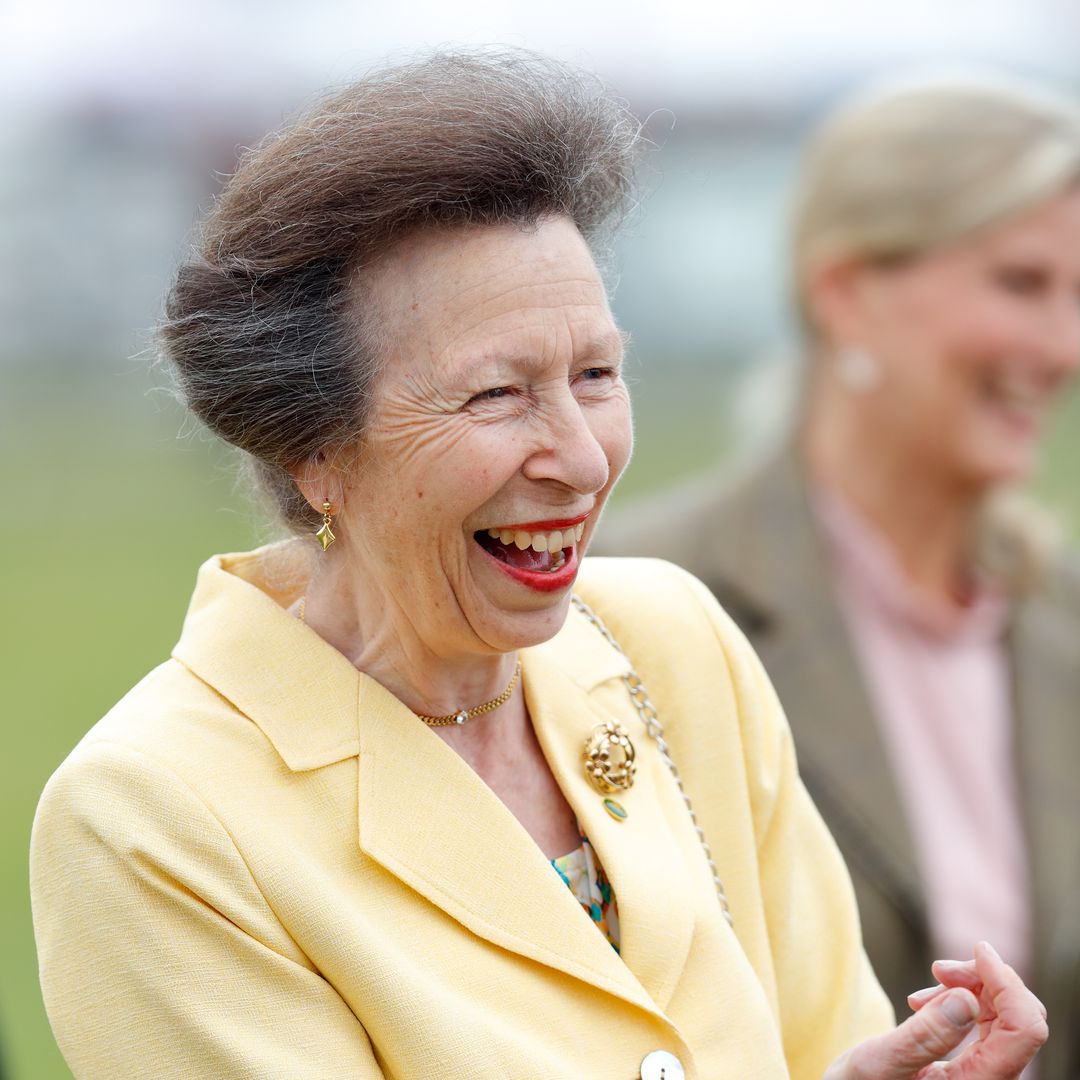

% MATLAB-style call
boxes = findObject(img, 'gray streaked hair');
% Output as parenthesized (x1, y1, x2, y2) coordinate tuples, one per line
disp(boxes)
(160, 49, 642, 533)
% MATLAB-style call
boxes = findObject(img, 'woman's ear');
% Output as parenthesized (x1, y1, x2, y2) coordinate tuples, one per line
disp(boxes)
(288, 451, 345, 517)
(804, 258, 876, 347)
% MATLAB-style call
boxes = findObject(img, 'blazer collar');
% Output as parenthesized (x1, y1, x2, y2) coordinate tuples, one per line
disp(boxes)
(355, 606, 696, 1016)
(172, 546, 362, 771)
(171, 546, 696, 1017)
(716, 453, 1080, 979)
(1011, 577, 1080, 975)
(689, 446, 827, 621)
(701, 450, 926, 917)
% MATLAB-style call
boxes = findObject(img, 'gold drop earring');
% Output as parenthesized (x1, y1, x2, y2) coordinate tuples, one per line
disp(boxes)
(315, 500, 336, 550)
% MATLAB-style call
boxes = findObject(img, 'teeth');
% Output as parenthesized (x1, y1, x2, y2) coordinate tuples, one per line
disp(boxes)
(484, 521, 588, 554)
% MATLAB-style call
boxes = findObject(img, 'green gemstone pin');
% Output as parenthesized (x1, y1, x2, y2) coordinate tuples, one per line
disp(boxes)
(603, 797, 628, 822)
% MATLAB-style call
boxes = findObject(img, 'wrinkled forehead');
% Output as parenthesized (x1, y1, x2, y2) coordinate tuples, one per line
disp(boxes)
(353, 217, 619, 370)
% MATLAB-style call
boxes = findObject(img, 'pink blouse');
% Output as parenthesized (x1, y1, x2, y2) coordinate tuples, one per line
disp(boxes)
(812, 487, 1032, 984)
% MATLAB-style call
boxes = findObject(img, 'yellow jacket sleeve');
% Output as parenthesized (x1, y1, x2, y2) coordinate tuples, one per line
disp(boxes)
(30, 740, 385, 1080)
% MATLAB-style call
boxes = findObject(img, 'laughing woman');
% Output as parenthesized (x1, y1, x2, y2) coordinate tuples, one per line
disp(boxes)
(30, 53, 1046, 1080)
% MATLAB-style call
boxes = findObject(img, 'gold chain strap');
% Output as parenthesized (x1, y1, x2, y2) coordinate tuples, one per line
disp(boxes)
(571, 595, 734, 927)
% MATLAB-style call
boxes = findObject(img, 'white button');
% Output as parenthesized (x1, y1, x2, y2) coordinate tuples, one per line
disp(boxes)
(639, 1049, 685, 1080)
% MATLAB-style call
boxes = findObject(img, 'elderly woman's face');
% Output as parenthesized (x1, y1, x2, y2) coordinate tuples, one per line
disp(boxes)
(828, 186, 1080, 486)
(338, 217, 631, 655)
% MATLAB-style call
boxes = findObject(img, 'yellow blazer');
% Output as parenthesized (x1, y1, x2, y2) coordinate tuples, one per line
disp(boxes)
(31, 548, 891, 1079)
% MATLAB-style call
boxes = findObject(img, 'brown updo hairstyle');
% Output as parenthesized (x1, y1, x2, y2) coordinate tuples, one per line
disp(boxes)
(160, 50, 641, 534)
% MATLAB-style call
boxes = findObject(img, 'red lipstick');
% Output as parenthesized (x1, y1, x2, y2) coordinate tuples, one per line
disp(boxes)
(489, 511, 591, 532)
(481, 543, 581, 593)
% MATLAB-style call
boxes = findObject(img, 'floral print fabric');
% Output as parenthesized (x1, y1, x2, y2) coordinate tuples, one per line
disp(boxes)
(551, 833, 621, 953)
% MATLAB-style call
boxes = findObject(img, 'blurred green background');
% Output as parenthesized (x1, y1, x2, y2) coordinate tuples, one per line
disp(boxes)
(6, 2, 1080, 1074)
(2, 358, 1078, 1079)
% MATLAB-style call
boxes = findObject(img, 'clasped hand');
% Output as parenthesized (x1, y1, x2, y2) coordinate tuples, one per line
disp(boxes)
(825, 942, 1047, 1080)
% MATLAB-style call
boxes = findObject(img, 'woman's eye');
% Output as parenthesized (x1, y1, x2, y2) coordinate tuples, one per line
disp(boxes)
(579, 366, 615, 381)
(466, 386, 511, 405)
(993, 265, 1048, 296)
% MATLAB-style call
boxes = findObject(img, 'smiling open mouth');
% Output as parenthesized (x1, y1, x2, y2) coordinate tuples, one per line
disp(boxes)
(473, 522, 585, 573)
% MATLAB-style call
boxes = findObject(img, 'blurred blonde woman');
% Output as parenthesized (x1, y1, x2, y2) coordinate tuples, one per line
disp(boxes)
(602, 72, 1080, 1076)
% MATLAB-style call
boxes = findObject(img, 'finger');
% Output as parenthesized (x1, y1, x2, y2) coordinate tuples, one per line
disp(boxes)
(841, 988, 978, 1079)
(913, 1065, 949, 1080)
(907, 984, 945, 1011)
(931, 958, 981, 993)
(974, 940, 1050, 1030)
(929, 960, 987, 1031)
(938, 941, 1048, 1078)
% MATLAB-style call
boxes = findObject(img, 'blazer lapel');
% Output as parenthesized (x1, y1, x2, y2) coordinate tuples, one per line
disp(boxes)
(177, 549, 663, 1015)
(699, 451, 926, 927)
(178, 548, 701, 1019)
(355, 663, 665, 1018)
(1011, 582, 1080, 985)
(525, 625, 699, 1012)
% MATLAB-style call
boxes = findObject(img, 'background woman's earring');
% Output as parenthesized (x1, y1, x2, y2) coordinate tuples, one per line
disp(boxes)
(316, 501, 336, 550)
(835, 345, 882, 393)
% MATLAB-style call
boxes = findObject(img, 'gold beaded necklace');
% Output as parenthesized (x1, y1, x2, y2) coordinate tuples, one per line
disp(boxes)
(297, 597, 521, 727)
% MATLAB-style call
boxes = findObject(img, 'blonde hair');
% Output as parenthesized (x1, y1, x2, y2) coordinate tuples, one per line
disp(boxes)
(793, 70, 1080, 589)
(792, 69, 1080, 329)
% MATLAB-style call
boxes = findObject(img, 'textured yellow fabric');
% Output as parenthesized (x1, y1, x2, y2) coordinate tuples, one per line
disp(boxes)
(30, 547, 892, 1079)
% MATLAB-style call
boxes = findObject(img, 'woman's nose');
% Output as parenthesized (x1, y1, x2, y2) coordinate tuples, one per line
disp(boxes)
(521, 394, 611, 494)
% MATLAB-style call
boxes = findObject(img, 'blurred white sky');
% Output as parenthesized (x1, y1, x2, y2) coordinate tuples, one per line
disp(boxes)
(6, 0, 1079, 108)
(4, 0, 1079, 370)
